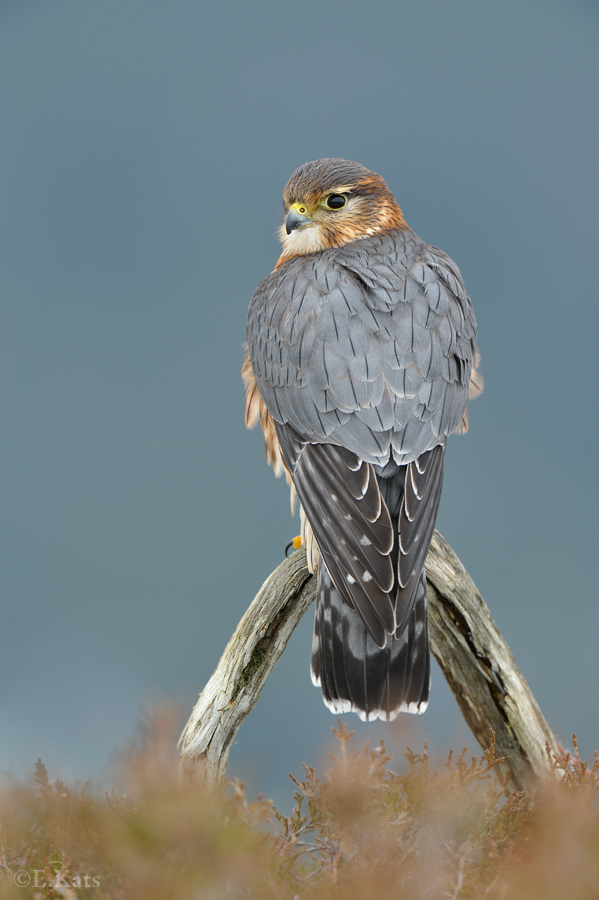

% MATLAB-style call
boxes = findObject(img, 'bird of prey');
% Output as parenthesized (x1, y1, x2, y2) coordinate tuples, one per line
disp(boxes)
(243, 158, 482, 721)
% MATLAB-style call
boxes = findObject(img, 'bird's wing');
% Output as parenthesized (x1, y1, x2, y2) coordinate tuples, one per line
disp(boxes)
(394, 443, 445, 634)
(276, 425, 395, 646)
(246, 228, 477, 642)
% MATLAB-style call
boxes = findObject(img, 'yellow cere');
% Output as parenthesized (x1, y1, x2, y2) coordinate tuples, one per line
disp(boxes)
(291, 201, 310, 216)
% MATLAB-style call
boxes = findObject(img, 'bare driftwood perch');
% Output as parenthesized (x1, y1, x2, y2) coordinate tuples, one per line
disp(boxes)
(179, 531, 560, 792)
(179, 549, 316, 785)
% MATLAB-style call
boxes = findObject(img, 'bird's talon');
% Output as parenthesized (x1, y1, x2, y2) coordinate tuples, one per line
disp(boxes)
(285, 535, 302, 557)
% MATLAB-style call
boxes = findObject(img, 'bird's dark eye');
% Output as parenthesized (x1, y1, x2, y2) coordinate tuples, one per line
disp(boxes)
(325, 194, 347, 210)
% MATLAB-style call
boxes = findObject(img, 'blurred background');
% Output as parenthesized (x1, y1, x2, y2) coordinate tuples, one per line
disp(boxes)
(1, 0, 597, 805)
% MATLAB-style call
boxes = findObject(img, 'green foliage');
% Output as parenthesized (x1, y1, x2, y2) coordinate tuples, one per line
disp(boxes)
(0, 713, 598, 899)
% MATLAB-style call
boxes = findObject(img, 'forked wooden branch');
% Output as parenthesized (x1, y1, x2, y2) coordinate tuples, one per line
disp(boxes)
(425, 531, 560, 791)
(179, 549, 316, 786)
(179, 531, 560, 792)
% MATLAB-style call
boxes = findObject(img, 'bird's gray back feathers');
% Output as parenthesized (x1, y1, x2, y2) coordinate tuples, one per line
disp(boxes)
(246, 227, 477, 467)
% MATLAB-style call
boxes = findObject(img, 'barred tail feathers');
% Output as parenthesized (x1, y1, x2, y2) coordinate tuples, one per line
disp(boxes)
(310, 564, 430, 721)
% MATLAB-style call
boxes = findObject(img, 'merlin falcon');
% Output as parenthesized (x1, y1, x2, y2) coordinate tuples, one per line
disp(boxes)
(243, 159, 482, 721)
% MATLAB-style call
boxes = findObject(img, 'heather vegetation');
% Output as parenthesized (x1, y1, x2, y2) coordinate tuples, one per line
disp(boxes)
(0, 711, 598, 900)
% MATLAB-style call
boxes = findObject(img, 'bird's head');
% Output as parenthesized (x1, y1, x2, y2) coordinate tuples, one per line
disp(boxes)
(277, 158, 407, 262)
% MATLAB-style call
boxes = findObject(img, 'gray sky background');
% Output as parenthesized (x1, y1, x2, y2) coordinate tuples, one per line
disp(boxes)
(1, 0, 597, 804)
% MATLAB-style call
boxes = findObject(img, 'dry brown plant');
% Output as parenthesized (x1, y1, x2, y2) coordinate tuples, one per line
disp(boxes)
(0, 710, 597, 900)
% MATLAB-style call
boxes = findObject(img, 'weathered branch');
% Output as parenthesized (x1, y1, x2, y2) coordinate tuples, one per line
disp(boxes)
(179, 531, 560, 792)
(179, 549, 316, 785)
(425, 531, 560, 792)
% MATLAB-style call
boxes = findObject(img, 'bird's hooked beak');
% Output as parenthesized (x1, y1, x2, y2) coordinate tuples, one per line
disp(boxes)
(286, 202, 313, 234)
